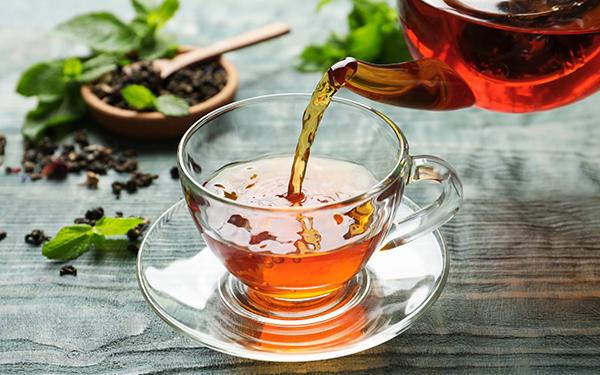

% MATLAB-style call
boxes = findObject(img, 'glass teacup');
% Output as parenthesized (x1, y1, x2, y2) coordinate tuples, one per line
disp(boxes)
(177, 94, 462, 313)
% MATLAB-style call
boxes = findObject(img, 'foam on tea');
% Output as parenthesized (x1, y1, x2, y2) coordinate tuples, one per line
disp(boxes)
(207, 155, 377, 207)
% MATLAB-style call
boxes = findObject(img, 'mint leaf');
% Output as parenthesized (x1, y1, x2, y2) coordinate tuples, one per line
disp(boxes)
(76, 54, 118, 82)
(41, 216, 146, 260)
(297, 0, 411, 72)
(54, 12, 138, 53)
(42, 224, 93, 260)
(16, 61, 65, 97)
(155, 95, 188, 116)
(63, 58, 83, 78)
(147, 0, 179, 29)
(138, 31, 178, 60)
(317, 0, 334, 10)
(93, 217, 144, 236)
(122, 84, 156, 110)
(22, 84, 87, 142)
(131, 0, 157, 15)
(93, 238, 132, 253)
(296, 36, 346, 72)
(346, 22, 383, 61)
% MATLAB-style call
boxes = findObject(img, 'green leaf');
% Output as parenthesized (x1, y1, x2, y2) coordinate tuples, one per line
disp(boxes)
(93, 238, 132, 253)
(63, 58, 83, 78)
(54, 12, 139, 53)
(42, 224, 93, 260)
(138, 32, 178, 60)
(295, 35, 347, 72)
(22, 84, 87, 142)
(82, 54, 118, 70)
(347, 22, 383, 61)
(131, 0, 157, 15)
(93, 217, 144, 236)
(16, 61, 65, 97)
(297, 0, 411, 72)
(76, 54, 118, 82)
(155, 95, 189, 116)
(317, 0, 334, 10)
(121, 84, 157, 110)
(147, 0, 179, 29)
(379, 27, 412, 63)
(129, 18, 153, 39)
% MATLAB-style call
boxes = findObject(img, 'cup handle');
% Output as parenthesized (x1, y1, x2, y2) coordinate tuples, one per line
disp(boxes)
(380, 155, 463, 250)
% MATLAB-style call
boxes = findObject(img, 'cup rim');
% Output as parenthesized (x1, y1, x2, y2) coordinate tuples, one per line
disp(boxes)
(177, 93, 409, 212)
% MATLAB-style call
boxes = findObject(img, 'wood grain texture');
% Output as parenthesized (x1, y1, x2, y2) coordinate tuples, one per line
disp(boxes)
(2, 0, 600, 374)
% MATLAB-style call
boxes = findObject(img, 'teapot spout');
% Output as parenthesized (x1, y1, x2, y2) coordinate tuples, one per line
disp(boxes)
(330, 58, 475, 110)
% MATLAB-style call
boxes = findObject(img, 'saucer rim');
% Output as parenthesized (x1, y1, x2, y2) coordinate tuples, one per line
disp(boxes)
(136, 198, 449, 362)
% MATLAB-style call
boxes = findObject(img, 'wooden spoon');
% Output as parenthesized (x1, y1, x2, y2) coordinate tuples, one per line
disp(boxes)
(154, 22, 291, 79)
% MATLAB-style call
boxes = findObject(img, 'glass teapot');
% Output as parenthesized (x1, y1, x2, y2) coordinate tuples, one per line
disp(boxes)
(332, 0, 600, 112)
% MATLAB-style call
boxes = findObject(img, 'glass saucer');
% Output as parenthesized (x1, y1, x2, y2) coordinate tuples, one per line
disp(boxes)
(137, 198, 448, 362)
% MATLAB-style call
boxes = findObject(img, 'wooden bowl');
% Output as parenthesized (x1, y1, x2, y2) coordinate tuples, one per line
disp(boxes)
(80, 56, 239, 140)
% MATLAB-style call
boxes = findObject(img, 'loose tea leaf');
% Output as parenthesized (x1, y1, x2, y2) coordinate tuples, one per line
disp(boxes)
(92, 60, 225, 112)
(59, 265, 77, 277)
(25, 229, 50, 246)
(155, 94, 189, 116)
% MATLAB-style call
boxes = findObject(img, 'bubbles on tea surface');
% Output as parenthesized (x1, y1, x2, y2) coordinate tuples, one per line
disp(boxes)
(272, 256, 285, 264)
(204, 155, 377, 208)
(264, 261, 274, 269)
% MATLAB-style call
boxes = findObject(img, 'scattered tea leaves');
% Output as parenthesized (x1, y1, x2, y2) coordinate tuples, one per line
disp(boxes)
(25, 229, 50, 246)
(59, 265, 77, 276)
(0, 134, 5, 166)
(169, 166, 179, 179)
(92, 60, 226, 111)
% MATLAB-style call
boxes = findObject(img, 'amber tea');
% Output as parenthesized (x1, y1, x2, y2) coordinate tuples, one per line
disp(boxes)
(204, 156, 384, 299)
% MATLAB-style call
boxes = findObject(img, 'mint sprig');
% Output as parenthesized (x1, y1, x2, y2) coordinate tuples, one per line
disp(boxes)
(122, 84, 189, 116)
(42, 217, 145, 260)
(16, 0, 181, 142)
(297, 0, 412, 72)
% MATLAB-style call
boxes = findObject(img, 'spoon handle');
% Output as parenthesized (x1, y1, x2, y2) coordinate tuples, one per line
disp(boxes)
(157, 22, 291, 79)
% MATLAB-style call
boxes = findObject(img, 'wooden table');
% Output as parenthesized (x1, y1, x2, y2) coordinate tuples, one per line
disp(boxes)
(2, 1, 600, 373)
